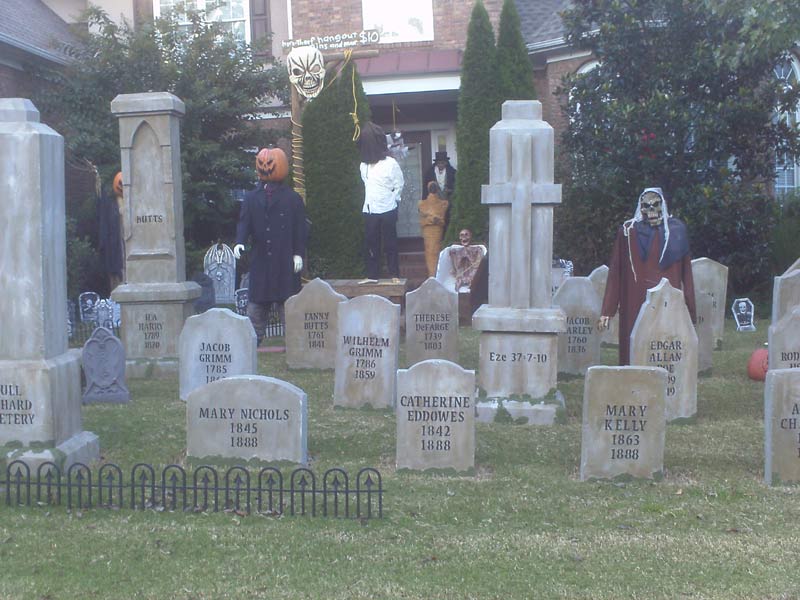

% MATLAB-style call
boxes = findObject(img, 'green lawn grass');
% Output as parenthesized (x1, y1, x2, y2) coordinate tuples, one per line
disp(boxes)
(1, 321, 798, 599)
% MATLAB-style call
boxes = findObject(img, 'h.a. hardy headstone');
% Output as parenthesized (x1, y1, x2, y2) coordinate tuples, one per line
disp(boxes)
(553, 277, 601, 375)
(772, 270, 800, 326)
(769, 306, 800, 371)
(82, 327, 129, 404)
(695, 291, 714, 373)
(179, 308, 257, 401)
(732, 298, 756, 331)
(589, 265, 618, 346)
(186, 375, 307, 464)
(203, 243, 236, 305)
(580, 366, 667, 480)
(691, 258, 728, 350)
(405, 277, 459, 364)
(285, 278, 346, 369)
(764, 368, 800, 485)
(334, 295, 400, 409)
(630, 278, 698, 421)
(396, 360, 475, 472)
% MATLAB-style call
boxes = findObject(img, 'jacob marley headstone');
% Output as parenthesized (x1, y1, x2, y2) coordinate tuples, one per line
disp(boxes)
(769, 306, 800, 371)
(334, 295, 400, 409)
(589, 265, 618, 346)
(553, 277, 601, 375)
(82, 327, 129, 404)
(580, 366, 667, 480)
(405, 277, 459, 364)
(630, 278, 698, 421)
(691, 257, 728, 350)
(187, 375, 307, 464)
(764, 368, 800, 485)
(0, 99, 98, 468)
(179, 308, 257, 401)
(285, 278, 346, 369)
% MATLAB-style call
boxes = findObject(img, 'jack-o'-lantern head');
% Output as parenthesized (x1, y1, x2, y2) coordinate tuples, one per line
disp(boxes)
(113, 172, 123, 197)
(255, 147, 289, 182)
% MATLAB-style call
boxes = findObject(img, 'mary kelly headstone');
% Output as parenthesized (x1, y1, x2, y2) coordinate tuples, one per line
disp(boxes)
(589, 265, 618, 346)
(405, 277, 459, 365)
(187, 375, 307, 464)
(284, 278, 347, 369)
(630, 278, 698, 421)
(82, 327, 129, 404)
(768, 306, 800, 371)
(580, 366, 667, 480)
(553, 277, 601, 375)
(179, 308, 257, 401)
(334, 295, 400, 409)
(396, 360, 475, 472)
(764, 368, 800, 485)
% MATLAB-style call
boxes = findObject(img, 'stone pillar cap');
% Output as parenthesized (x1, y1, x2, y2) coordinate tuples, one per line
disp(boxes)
(0, 98, 40, 123)
(501, 100, 542, 121)
(111, 92, 186, 117)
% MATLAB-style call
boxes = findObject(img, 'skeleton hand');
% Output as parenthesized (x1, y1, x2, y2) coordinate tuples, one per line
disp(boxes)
(233, 244, 245, 259)
(597, 316, 610, 331)
(293, 255, 303, 273)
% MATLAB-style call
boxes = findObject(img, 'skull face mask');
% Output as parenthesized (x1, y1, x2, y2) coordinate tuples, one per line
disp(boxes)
(287, 46, 325, 99)
(639, 191, 664, 227)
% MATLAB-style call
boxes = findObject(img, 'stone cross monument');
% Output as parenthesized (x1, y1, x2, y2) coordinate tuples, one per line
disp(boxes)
(0, 99, 99, 469)
(110, 93, 200, 377)
(472, 101, 566, 424)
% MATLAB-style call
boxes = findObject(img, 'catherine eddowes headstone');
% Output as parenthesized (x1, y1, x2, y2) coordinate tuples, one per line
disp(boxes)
(405, 277, 459, 364)
(285, 278, 347, 369)
(82, 327, 129, 404)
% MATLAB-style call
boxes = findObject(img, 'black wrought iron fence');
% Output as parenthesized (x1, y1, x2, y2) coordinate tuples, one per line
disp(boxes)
(4, 462, 383, 519)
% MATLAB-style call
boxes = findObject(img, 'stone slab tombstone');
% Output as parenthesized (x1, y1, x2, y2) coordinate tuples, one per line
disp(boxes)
(179, 308, 257, 401)
(630, 278, 698, 421)
(553, 276, 602, 375)
(589, 265, 618, 346)
(186, 375, 307, 464)
(405, 277, 459, 364)
(79, 291, 100, 324)
(764, 368, 800, 485)
(732, 298, 756, 331)
(203, 243, 236, 305)
(769, 306, 800, 371)
(81, 327, 129, 404)
(691, 258, 728, 349)
(333, 295, 400, 409)
(285, 278, 347, 370)
(695, 290, 714, 373)
(234, 288, 249, 316)
(580, 366, 667, 480)
(772, 270, 800, 326)
(396, 360, 475, 472)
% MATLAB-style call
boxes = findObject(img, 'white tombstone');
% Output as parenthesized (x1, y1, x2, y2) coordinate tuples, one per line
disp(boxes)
(772, 270, 800, 326)
(764, 368, 800, 485)
(768, 306, 800, 371)
(691, 258, 728, 350)
(589, 265, 618, 346)
(203, 242, 237, 305)
(405, 277, 459, 364)
(630, 278, 698, 421)
(732, 298, 756, 331)
(553, 277, 602, 375)
(694, 290, 714, 373)
(284, 278, 347, 370)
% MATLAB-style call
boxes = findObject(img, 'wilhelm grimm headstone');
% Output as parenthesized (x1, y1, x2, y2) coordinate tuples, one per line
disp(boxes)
(405, 278, 459, 364)
(764, 368, 800, 485)
(285, 278, 346, 369)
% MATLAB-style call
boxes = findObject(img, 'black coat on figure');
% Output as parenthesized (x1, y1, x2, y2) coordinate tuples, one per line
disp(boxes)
(235, 182, 307, 304)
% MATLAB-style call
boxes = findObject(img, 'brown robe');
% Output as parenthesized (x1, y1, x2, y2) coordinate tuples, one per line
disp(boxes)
(601, 224, 696, 365)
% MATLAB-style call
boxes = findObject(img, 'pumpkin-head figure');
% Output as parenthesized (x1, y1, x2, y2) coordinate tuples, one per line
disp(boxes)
(255, 147, 289, 182)
(113, 171, 123, 197)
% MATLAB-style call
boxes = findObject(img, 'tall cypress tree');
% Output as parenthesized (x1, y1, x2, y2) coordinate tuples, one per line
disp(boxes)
(446, 1, 500, 243)
(496, 0, 535, 100)
(303, 62, 371, 277)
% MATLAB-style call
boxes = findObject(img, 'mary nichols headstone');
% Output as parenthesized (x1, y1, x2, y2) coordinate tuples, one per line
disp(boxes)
(284, 278, 347, 369)
(764, 368, 800, 485)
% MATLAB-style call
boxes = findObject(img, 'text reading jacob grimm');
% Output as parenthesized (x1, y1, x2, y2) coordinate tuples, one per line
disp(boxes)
(198, 407, 290, 449)
(604, 404, 647, 460)
(343, 335, 390, 380)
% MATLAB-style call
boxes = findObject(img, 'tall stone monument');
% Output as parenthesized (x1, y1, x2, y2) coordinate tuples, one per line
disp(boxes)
(471, 101, 566, 423)
(110, 93, 200, 377)
(0, 99, 99, 468)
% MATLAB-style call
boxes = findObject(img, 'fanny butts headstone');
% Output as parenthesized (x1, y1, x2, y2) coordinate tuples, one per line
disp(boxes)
(285, 278, 347, 369)
(580, 366, 667, 480)
(396, 360, 475, 472)
(630, 278, 698, 421)
(769, 306, 800, 372)
(82, 327, 130, 404)
(405, 277, 459, 365)
(179, 308, 257, 401)
(691, 258, 728, 350)
(0, 98, 99, 469)
(553, 276, 602, 375)
(334, 295, 400, 409)
(764, 368, 800, 485)
(589, 265, 618, 346)
(187, 375, 307, 464)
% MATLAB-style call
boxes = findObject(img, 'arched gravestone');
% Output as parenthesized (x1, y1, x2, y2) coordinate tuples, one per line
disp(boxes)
(691, 257, 728, 350)
(772, 270, 800, 326)
(769, 306, 800, 371)
(284, 278, 346, 370)
(694, 291, 714, 374)
(553, 276, 601, 376)
(82, 327, 129, 404)
(203, 242, 236, 305)
(405, 277, 459, 365)
(764, 368, 800, 485)
(79, 291, 100, 324)
(630, 278, 698, 421)
(589, 265, 618, 346)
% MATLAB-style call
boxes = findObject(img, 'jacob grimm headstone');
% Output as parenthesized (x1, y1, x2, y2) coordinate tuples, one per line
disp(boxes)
(691, 257, 728, 349)
(179, 308, 257, 401)
(285, 278, 346, 369)
(580, 366, 667, 480)
(732, 298, 755, 332)
(396, 360, 475, 472)
(187, 375, 307, 464)
(405, 278, 459, 364)
(768, 306, 800, 371)
(553, 277, 601, 375)
(334, 295, 400, 409)
(589, 265, 618, 346)
(764, 368, 800, 485)
(82, 327, 129, 404)
(630, 278, 698, 421)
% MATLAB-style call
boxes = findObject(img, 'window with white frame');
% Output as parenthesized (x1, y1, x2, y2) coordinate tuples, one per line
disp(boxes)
(774, 57, 800, 195)
(153, 0, 250, 44)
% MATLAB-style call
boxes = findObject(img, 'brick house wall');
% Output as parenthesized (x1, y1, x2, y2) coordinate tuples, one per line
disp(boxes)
(0, 63, 32, 98)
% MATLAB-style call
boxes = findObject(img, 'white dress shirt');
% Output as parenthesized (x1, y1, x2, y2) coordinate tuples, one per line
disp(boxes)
(360, 157, 404, 214)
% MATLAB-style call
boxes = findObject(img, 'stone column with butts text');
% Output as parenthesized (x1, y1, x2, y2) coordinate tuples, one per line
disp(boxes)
(472, 101, 566, 424)
(110, 93, 200, 377)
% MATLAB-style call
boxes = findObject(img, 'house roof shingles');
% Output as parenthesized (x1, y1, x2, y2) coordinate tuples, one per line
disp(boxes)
(0, 0, 79, 65)
(515, 0, 571, 49)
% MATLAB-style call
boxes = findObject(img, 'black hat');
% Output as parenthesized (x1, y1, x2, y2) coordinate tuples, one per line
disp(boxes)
(434, 151, 450, 162)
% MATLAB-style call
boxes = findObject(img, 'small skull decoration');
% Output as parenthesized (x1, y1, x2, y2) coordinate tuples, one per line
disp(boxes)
(287, 46, 326, 99)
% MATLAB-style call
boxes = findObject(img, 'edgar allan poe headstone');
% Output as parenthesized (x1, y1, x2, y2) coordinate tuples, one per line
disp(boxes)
(405, 277, 458, 365)
(285, 278, 346, 369)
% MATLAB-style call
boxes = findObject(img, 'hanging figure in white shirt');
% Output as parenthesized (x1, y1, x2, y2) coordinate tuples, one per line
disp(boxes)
(357, 122, 405, 282)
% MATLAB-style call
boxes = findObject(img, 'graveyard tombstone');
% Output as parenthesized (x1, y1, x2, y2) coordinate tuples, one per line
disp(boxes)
(396, 360, 475, 472)
(186, 375, 307, 464)
(285, 278, 347, 369)
(772, 270, 800, 325)
(235, 288, 249, 316)
(79, 291, 100, 324)
(552, 277, 602, 375)
(333, 295, 400, 409)
(732, 298, 755, 331)
(768, 306, 800, 371)
(405, 277, 459, 364)
(764, 368, 800, 485)
(82, 327, 129, 404)
(179, 308, 257, 401)
(203, 242, 236, 305)
(0, 98, 98, 468)
(589, 265, 619, 346)
(630, 278, 698, 421)
(691, 258, 728, 349)
(580, 366, 667, 480)
(694, 290, 714, 374)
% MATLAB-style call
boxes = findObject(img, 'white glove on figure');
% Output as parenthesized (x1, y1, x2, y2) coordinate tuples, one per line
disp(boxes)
(293, 255, 303, 273)
(233, 244, 245, 259)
